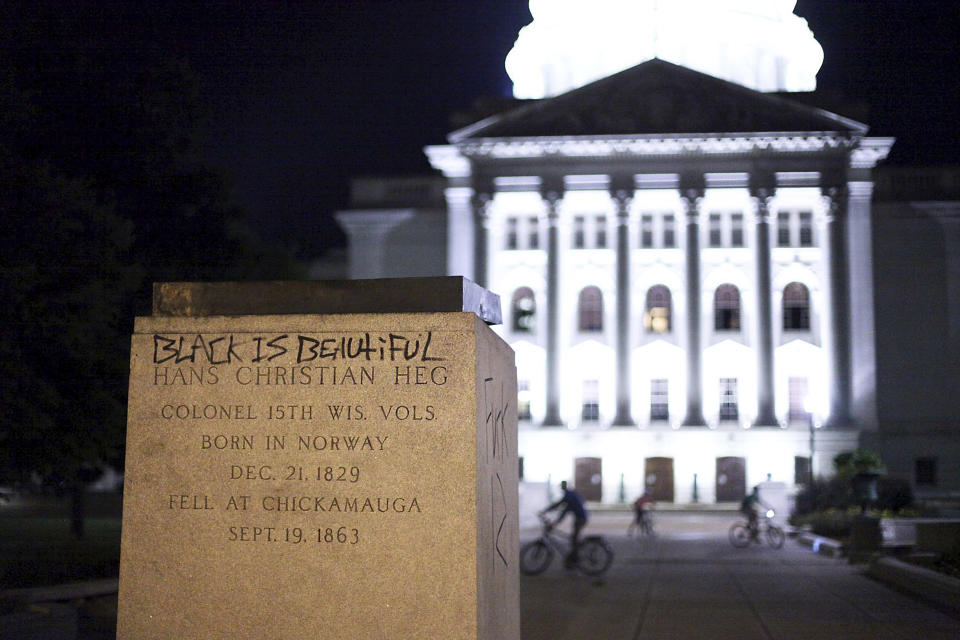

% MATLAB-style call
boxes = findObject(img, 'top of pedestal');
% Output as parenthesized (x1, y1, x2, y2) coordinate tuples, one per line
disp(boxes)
(151, 277, 501, 325)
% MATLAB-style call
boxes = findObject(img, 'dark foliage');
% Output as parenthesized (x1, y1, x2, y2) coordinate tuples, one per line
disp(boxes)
(794, 476, 852, 516)
(794, 448, 913, 518)
(0, 151, 138, 483)
(0, 2, 303, 535)
(794, 475, 914, 519)
(875, 476, 914, 513)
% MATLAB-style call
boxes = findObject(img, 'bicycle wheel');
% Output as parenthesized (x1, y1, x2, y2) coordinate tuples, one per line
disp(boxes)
(577, 537, 614, 576)
(766, 525, 785, 549)
(520, 539, 554, 575)
(642, 517, 656, 537)
(728, 523, 751, 548)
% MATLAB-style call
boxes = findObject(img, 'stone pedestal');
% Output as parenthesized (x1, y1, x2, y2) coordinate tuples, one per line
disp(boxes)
(117, 278, 519, 640)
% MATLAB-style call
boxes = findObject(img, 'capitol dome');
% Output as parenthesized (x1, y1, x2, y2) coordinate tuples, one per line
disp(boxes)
(506, 0, 824, 97)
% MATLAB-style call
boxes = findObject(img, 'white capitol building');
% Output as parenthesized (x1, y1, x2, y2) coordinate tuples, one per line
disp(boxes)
(334, 1, 959, 504)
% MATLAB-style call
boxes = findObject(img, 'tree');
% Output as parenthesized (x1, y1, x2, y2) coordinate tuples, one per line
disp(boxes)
(0, 3, 302, 536)
(832, 448, 884, 479)
(0, 3, 301, 303)
(0, 149, 140, 537)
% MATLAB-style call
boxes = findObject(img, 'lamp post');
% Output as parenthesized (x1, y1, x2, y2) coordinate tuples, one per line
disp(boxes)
(804, 397, 816, 484)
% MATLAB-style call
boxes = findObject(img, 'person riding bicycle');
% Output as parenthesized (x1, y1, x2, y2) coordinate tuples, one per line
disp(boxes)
(740, 486, 770, 538)
(628, 488, 654, 537)
(541, 480, 588, 564)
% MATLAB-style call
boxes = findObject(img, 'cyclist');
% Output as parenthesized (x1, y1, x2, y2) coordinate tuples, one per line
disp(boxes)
(628, 488, 654, 537)
(542, 480, 588, 565)
(740, 485, 770, 539)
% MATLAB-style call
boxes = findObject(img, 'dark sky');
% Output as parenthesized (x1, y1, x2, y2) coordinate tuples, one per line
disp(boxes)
(187, 1, 534, 255)
(18, 1, 960, 256)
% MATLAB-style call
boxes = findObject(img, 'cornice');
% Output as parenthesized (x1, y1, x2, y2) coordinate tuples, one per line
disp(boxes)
(911, 202, 960, 220)
(850, 137, 895, 169)
(425, 144, 470, 178)
(453, 133, 861, 161)
(334, 209, 415, 233)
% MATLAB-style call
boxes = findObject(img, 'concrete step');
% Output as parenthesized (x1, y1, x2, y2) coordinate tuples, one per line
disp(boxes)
(588, 501, 740, 513)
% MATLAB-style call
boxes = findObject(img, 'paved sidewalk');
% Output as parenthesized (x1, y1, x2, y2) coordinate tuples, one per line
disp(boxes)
(7, 511, 957, 639)
(520, 512, 960, 640)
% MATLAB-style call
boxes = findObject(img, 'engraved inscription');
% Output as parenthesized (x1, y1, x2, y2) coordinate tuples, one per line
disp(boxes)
(147, 329, 448, 550)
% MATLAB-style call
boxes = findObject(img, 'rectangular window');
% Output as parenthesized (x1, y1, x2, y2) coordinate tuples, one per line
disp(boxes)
(527, 216, 540, 249)
(506, 218, 518, 250)
(663, 214, 676, 248)
(777, 211, 791, 246)
(573, 216, 585, 249)
(595, 216, 607, 248)
(650, 379, 669, 421)
(915, 457, 938, 486)
(709, 213, 722, 247)
(795, 456, 812, 486)
(730, 213, 744, 247)
(719, 378, 738, 421)
(798, 211, 813, 247)
(640, 214, 653, 248)
(581, 380, 600, 422)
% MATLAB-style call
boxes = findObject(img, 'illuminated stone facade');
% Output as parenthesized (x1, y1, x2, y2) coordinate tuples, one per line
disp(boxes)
(338, 59, 897, 503)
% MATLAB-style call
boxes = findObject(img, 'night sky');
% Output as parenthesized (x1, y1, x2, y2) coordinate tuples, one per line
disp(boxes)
(14, 1, 960, 256)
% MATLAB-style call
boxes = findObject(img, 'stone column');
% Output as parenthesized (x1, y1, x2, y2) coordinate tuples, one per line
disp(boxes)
(612, 190, 635, 426)
(924, 208, 960, 404)
(334, 209, 414, 279)
(681, 188, 707, 426)
(443, 187, 475, 279)
(847, 181, 879, 428)
(472, 192, 492, 288)
(935, 213, 960, 363)
(823, 184, 853, 428)
(752, 189, 779, 427)
(542, 191, 564, 426)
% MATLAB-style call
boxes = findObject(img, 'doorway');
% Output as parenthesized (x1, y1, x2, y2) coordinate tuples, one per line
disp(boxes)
(574, 457, 603, 501)
(644, 457, 675, 503)
(716, 456, 746, 502)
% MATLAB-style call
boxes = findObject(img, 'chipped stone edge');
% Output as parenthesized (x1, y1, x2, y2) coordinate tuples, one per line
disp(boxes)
(867, 557, 960, 612)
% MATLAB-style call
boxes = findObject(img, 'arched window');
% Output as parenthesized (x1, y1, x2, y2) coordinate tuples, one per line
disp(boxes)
(511, 287, 536, 332)
(644, 285, 672, 333)
(578, 286, 604, 332)
(783, 282, 810, 330)
(714, 284, 741, 331)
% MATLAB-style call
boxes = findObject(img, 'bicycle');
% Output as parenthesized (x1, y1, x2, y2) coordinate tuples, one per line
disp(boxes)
(728, 508, 785, 549)
(627, 509, 655, 538)
(520, 514, 614, 576)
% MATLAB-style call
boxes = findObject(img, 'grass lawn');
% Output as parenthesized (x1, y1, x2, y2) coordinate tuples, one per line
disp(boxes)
(0, 493, 122, 589)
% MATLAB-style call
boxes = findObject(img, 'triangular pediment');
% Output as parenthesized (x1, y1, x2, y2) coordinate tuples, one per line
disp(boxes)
(451, 59, 866, 141)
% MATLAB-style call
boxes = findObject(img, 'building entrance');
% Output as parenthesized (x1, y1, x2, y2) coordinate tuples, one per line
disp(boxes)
(574, 457, 603, 501)
(644, 457, 675, 503)
(716, 456, 746, 502)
